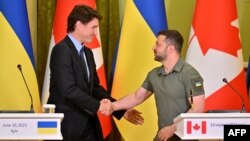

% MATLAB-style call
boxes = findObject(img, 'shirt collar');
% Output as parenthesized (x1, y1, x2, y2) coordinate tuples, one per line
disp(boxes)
(174, 58, 185, 72)
(68, 33, 83, 54)
(157, 58, 184, 75)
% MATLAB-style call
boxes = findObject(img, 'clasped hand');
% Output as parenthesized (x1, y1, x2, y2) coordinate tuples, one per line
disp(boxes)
(98, 99, 144, 125)
(98, 99, 113, 115)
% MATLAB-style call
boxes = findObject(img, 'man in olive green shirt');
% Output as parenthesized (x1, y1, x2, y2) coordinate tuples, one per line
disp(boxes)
(110, 29, 205, 141)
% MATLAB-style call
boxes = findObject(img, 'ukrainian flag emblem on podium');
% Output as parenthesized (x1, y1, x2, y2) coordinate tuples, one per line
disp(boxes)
(37, 121, 57, 134)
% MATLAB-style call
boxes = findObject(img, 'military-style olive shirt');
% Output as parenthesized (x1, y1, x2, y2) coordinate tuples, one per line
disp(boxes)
(142, 58, 205, 129)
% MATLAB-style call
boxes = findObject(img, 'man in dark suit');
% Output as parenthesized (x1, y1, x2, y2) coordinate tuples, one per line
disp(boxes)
(48, 5, 143, 141)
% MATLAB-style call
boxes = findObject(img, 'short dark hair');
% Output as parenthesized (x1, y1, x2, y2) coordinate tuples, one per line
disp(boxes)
(67, 4, 102, 33)
(157, 29, 184, 53)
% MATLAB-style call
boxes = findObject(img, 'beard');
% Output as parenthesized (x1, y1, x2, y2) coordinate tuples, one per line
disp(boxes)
(154, 46, 168, 62)
(154, 52, 167, 62)
(154, 55, 162, 61)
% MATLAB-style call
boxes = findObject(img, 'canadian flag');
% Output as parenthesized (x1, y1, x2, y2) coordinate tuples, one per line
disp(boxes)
(41, 0, 112, 138)
(186, 0, 249, 111)
(187, 121, 207, 134)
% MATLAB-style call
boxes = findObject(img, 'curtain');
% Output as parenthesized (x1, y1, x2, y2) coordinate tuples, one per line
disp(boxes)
(37, 0, 56, 93)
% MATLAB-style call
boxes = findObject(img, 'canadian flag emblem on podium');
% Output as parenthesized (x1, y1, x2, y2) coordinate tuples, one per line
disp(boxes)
(187, 121, 207, 134)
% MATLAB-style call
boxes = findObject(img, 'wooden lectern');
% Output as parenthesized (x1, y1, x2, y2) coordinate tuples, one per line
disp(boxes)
(0, 113, 64, 140)
(174, 113, 250, 140)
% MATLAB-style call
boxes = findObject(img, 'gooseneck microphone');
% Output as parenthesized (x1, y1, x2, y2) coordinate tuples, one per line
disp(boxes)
(222, 78, 245, 113)
(17, 64, 34, 113)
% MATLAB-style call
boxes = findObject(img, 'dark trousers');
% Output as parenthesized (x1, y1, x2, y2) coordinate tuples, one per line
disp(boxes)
(48, 117, 98, 141)
(80, 118, 97, 141)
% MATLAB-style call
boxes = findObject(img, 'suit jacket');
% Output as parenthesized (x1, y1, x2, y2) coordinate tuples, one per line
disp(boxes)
(48, 36, 124, 141)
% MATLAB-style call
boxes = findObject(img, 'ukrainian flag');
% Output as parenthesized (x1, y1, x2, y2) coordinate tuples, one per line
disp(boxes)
(0, 0, 41, 112)
(37, 121, 57, 134)
(111, 0, 167, 140)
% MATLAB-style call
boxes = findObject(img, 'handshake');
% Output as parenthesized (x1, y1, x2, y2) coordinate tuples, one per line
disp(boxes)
(98, 99, 144, 125)
(98, 98, 114, 116)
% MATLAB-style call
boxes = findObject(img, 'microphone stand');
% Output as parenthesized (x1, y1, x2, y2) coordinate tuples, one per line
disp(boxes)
(223, 78, 246, 113)
(17, 64, 34, 113)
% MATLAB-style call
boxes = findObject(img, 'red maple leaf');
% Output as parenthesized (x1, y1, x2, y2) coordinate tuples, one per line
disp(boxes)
(193, 0, 240, 57)
(193, 123, 200, 131)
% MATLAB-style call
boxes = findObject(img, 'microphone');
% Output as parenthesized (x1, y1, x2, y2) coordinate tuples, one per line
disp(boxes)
(17, 64, 34, 113)
(222, 78, 245, 113)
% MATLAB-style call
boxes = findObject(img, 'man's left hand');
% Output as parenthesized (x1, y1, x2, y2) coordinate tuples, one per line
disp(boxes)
(123, 109, 144, 125)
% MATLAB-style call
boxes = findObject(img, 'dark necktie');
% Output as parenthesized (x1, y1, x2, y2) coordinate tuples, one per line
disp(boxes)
(80, 48, 90, 80)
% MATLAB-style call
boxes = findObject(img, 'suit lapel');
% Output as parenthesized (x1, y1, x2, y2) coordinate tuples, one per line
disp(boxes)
(64, 36, 89, 82)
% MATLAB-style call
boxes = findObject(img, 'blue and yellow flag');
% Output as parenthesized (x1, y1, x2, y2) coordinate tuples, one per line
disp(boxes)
(0, 0, 41, 112)
(111, 0, 167, 140)
(37, 121, 57, 134)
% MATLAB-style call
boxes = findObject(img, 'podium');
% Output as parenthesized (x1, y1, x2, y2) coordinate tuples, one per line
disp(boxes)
(174, 113, 250, 140)
(0, 113, 64, 140)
